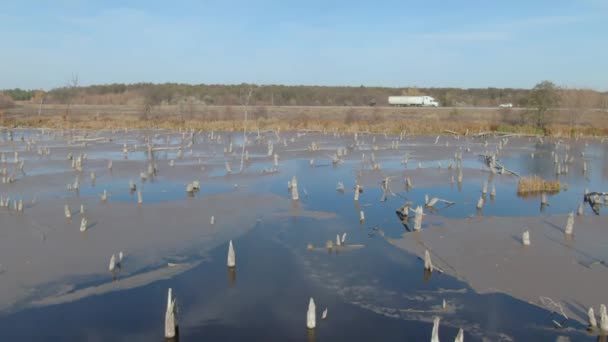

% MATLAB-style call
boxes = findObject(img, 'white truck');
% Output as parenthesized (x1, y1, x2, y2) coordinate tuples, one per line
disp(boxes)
(388, 96, 439, 107)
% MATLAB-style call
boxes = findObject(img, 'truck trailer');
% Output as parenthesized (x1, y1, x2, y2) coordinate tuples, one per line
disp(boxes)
(388, 96, 439, 107)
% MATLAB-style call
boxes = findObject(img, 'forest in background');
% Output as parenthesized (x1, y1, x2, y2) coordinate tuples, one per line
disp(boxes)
(2, 83, 607, 109)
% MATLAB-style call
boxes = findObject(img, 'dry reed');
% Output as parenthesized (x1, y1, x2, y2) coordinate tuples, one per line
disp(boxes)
(517, 175, 560, 194)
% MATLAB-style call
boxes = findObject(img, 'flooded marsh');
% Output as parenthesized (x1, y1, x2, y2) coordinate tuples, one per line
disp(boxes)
(0, 128, 607, 341)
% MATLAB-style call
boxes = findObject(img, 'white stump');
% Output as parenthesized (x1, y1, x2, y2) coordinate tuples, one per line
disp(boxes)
(600, 304, 608, 332)
(431, 316, 440, 342)
(522, 230, 530, 246)
(454, 328, 464, 342)
(588, 307, 597, 329)
(424, 249, 434, 272)
(476, 197, 484, 210)
(227, 240, 236, 268)
(307, 297, 316, 329)
(565, 212, 574, 235)
(541, 193, 548, 206)
(414, 206, 423, 231)
(165, 288, 178, 338)
(291, 185, 299, 201)
(80, 217, 88, 232)
(108, 254, 116, 272)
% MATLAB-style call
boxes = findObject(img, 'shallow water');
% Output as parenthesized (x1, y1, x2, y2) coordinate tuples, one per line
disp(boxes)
(0, 129, 604, 341)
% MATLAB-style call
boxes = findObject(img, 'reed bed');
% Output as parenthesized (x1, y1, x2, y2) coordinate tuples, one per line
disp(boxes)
(517, 175, 560, 194)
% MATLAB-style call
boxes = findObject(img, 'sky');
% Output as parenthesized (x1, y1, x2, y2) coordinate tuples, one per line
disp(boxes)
(1, 0, 607, 90)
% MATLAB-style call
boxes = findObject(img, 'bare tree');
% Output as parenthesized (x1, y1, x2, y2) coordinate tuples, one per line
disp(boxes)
(560, 88, 582, 129)
(33, 91, 45, 117)
(239, 88, 253, 173)
(528, 80, 559, 130)
(62, 73, 79, 126)
(141, 86, 163, 121)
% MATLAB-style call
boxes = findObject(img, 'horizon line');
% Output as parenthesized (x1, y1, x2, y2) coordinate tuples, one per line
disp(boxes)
(2, 81, 606, 93)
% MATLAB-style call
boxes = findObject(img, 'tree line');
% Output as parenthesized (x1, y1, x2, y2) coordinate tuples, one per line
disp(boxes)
(2, 82, 607, 109)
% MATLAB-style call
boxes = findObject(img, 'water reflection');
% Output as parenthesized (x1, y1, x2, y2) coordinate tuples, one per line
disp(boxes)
(306, 328, 316, 342)
(423, 268, 433, 283)
(227, 267, 236, 287)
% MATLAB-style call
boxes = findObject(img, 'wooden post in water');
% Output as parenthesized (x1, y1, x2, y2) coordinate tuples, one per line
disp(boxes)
(541, 193, 548, 206)
(424, 250, 434, 272)
(307, 297, 316, 329)
(522, 230, 530, 246)
(588, 307, 597, 330)
(227, 240, 236, 268)
(79, 217, 87, 232)
(454, 328, 464, 342)
(476, 197, 484, 210)
(164, 288, 178, 338)
(431, 316, 440, 342)
(292, 183, 299, 201)
(565, 212, 574, 235)
(600, 304, 608, 332)
(414, 206, 423, 231)
(108, 254, 116, 272)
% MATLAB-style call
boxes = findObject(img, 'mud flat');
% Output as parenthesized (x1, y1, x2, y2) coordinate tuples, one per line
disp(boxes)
(0, 192, 291, 311)
(388, 213, 608, 324)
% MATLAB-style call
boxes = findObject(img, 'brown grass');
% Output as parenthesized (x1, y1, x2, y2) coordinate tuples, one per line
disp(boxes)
(3, 103, 608, 137)
(517, 175, 561, 194)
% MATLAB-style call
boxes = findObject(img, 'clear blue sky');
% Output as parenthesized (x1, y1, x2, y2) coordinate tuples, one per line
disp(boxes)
(1, 0, 606, 90)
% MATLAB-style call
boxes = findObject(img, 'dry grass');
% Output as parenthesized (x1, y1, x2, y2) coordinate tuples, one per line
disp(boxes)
(517, 175, 561, 194)
(3, 103, 608, 137)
